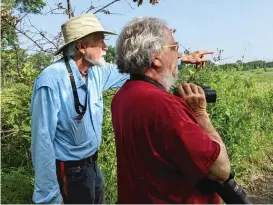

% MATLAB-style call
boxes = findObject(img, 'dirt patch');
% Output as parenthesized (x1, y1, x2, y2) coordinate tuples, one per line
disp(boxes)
(246, 172, 273, 204)
(244, 154, 273, 204)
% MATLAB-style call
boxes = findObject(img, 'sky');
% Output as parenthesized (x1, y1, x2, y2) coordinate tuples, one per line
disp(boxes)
(26, 0, 273, 63)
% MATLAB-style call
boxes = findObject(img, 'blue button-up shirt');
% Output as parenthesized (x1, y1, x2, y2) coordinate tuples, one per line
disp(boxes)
(30, 56, 129, 204)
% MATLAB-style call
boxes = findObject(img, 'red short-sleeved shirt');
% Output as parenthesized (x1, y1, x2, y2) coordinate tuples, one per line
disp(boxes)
(111, 79, 221, 204)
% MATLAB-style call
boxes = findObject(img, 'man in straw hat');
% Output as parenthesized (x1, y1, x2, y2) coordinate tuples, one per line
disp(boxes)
(30, 13, 213, 204)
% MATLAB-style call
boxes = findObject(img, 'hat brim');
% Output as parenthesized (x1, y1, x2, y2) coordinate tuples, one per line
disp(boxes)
(54, 30, 117, 56)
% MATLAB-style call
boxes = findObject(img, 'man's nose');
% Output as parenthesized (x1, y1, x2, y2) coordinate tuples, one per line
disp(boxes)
(177, 52, 182, 59)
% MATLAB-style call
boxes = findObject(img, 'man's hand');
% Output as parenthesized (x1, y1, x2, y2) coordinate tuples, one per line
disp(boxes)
(177, 83, 207, 117)
(181, 50, 214, 69)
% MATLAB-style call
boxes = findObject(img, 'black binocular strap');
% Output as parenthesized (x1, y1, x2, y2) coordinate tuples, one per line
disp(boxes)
(64, 57, 87, 115)
(130, 74, 166, 91)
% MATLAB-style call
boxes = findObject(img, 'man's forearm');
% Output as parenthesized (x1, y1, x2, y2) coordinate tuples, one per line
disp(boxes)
(195, 113, 225, 146)
(196, 112, 231, 181)
(177, 82, 230, 180)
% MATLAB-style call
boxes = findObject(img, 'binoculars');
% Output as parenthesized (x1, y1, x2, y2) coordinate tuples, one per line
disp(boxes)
(173, 85, 216, 103)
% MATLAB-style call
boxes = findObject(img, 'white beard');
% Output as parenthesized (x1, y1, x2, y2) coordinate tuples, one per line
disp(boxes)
(89, 57, 106, 66)
(160, 67, 179, 91)
(84, 52, 106, 66)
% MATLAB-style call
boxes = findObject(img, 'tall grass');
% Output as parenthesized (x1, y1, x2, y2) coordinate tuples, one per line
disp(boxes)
(182, 69, 273, 176)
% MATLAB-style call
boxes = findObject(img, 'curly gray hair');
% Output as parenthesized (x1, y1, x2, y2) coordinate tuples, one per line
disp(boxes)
(115, 17, 168, 74)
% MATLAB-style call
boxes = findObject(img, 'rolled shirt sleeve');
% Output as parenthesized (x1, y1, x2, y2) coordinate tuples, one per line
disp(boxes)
(31, 86, 62, 204)
(162, 116, 220, 185)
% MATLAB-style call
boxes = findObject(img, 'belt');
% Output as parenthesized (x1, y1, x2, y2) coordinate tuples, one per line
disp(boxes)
(56, 151, 98, 169)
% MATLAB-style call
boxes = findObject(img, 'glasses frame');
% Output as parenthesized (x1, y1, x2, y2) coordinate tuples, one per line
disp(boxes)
(162, 42, 180, 51)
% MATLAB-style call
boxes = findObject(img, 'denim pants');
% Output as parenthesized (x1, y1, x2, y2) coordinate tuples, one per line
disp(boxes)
(57, 161, 105, 204)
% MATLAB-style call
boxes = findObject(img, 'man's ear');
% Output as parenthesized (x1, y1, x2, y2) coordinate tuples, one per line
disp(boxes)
(76, 41, 87, 55)
(151, 56, 162, 68)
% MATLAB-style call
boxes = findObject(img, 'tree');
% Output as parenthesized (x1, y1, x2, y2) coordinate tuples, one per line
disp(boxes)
(1, 0, 160, 54)
(105, 45, 116, 63)
(1, 0, 46, 47)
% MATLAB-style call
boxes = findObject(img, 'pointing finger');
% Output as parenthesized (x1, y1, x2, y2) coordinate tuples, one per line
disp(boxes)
(199, 50, 214, 57)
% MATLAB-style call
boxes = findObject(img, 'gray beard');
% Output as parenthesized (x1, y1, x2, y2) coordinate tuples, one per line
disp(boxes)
(84, 55, 106, 66)
(160, 73, 178, 91)
(160, 68, 179, 91)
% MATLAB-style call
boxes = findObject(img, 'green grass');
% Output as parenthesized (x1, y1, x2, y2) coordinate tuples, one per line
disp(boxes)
(240, 67, 273, 82)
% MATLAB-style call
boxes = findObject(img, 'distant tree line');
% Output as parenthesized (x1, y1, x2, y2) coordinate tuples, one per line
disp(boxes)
(212, 60, 273, 71)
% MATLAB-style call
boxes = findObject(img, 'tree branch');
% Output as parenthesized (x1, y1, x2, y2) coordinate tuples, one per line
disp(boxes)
(1, 129, 18, 134)
(86, 4, 97, 14)
(67, 0, 74, 18)
(27, 17, 58, 49)
(12, 44, 21, 73)
(14, 26, 46, 52)
(241, 42, 249, 63)
(124, 0, 135, 10)
(43, 7, 65, 15)
(94, 0, 121, 14)
(220, 56, 234, 61)
(1, 130, 19, 139)
(17, 12, 30, 24)
(100, 10, 124, 15)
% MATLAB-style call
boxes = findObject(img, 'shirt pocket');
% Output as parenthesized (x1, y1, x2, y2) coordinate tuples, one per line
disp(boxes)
(69, 116, 87, 145)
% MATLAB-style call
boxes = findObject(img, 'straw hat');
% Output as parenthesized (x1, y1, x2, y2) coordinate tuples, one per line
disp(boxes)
(55, 13, 117, 55)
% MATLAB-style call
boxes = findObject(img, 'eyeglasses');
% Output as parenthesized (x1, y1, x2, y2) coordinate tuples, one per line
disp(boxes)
(163, 42, 179, 51)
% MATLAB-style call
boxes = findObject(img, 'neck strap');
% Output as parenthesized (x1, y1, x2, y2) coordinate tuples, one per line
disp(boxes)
(130, 74, 166, 91)
(64, 57, 88, 116)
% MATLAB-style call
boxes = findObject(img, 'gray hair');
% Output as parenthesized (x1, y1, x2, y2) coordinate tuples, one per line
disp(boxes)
(115, 17, 168, 74)
(63, 41, 78, 57)
(62, 34, 95, 57)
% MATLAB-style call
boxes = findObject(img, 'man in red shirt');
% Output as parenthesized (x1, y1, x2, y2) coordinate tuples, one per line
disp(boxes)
(112, 17, 231, 204)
